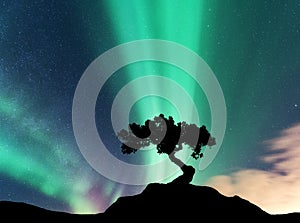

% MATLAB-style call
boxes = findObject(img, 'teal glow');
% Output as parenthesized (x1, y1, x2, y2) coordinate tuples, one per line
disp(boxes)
(2, 0, 299, 215)
(0, 97, 100, 213)
(102, 0, 214, 181)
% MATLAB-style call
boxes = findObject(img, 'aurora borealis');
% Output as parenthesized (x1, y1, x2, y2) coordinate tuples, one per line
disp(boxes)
(1, 0, 300, 215)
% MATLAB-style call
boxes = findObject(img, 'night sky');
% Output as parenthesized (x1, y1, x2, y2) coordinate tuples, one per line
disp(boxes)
(1, 0, 300, 215)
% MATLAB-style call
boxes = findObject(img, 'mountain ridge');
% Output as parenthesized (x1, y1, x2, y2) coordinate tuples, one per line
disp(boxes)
(1, 183, 299, 222)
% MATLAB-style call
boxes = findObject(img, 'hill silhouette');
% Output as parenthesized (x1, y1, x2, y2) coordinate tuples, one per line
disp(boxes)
(1, 182, 299, 222)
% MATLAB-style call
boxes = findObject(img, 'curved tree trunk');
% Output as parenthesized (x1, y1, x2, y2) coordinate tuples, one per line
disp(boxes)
(168, 151, 195, 184)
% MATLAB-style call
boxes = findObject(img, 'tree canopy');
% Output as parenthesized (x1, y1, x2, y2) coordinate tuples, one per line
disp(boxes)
(117, 114, 216, 160)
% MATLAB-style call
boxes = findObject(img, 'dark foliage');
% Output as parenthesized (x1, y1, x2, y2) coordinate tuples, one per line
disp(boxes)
(117, 114, 216, 159)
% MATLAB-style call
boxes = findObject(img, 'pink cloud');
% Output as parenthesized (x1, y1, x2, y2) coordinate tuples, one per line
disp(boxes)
(204, 123, 300, 214)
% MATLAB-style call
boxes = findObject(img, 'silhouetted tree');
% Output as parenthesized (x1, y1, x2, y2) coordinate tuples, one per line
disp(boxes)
(117, 114, 216, 183)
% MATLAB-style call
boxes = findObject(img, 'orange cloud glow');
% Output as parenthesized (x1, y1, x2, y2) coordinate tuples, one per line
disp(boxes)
(205, 123, 300, 214)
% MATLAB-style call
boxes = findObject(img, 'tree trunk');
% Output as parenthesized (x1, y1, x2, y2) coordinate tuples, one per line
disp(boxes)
(168, 151, 195, 184)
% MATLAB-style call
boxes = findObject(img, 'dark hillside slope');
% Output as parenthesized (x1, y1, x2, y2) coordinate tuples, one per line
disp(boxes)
(1, 183, 299, 222)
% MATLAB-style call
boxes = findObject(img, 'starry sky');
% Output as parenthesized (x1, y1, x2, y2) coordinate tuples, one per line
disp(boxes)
(1, 0, 300, 215)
